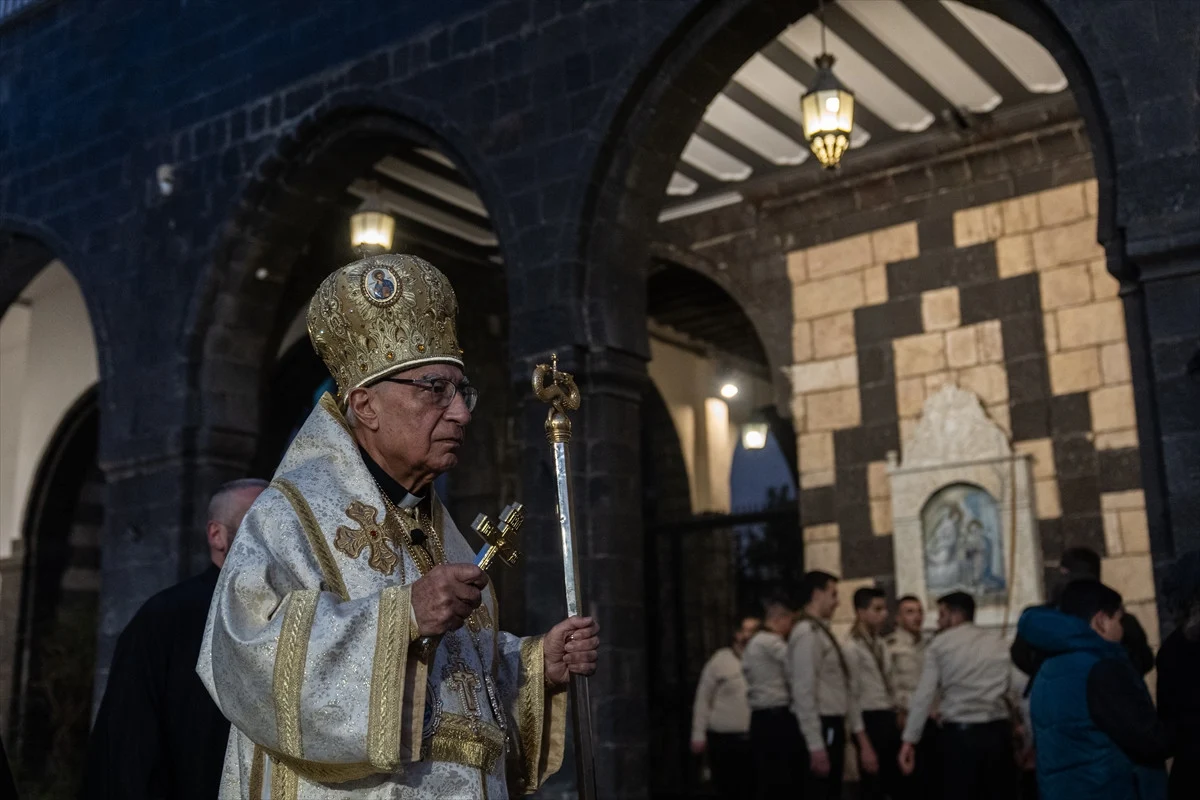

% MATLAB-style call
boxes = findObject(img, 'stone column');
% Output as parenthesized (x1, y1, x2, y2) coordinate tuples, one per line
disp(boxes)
(513, 345, 649, 800)
(1118, 242, 1200, 634)
(94, 368, 259, 706)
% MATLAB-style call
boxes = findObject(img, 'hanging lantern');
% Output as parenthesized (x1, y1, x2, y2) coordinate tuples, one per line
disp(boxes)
(801, 53, 855, 169)
(349, 186, 396, 254)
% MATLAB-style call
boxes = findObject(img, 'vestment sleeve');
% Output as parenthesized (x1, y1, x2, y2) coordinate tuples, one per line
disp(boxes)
(196, 491, 428, 784)
(494, 632, 567, 795)
(788, 623, 824, 751)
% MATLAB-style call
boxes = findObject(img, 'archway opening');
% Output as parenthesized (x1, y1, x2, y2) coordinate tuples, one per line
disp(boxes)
(642, 258, 799, 795)
(591, 0, 1148, 794)
(0, 255, 101, 798)
(200, 113, 520, 624)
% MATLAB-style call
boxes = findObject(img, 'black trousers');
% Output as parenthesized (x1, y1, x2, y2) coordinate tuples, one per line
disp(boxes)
(940, 720, 1016, 800)
(707, 730, 753, 800)
(750, 708, 805, 799)
(911, 720, 944, 800)
(858, 709, 903, 800)
(805, 715, 846, 800)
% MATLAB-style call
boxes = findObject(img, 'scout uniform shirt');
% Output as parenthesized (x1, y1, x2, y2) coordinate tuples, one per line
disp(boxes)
(885, 627, 927, 713)
(789, 616, 857, 748)
(741, 631, 791, 711)
(901, 623, 1015, 744)
(847, 626, 894, 718)
(691, 647, 751, 742)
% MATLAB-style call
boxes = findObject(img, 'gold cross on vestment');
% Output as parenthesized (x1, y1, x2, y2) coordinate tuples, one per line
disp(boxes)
(448, 668, 483, 718)
(334, 501, 399, 576)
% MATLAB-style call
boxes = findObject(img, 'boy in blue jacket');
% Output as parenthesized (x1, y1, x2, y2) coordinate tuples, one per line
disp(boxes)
(1018, 579, 1169, 800)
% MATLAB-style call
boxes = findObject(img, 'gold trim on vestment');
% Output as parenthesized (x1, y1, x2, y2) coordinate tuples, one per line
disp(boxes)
(259, 747, 380, 783)
(273, 589, 319, 760)
(425, 713, 506, 773)
(270, 756, 299, 800)
(271, 478, 351, 602)
(318, 391, 353, 435)
(249, 746, 265, 800)
(368, 584, 411, 770)
(513, 635, 567, 793)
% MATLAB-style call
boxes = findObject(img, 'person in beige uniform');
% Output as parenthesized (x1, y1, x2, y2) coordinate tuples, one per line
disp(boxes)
(690, 616, 760, 800)
(848, 586, 901, 800)
(790, 571, 868, 800)
(886, 595, 940, 800)
(741, 601, 800, 798)
(899, 592, 1018, 800)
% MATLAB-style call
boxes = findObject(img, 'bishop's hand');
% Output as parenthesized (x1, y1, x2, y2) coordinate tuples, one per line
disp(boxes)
(412, 563, 488, 636)
(543, 616, 600, 687)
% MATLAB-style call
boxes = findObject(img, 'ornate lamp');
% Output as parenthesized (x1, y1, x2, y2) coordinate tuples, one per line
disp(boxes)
(349, 184, 396, 255)
(800, 1, 855, 169)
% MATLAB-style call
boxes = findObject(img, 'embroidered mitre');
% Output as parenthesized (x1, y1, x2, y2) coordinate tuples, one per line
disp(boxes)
(307, 253, 463, 402)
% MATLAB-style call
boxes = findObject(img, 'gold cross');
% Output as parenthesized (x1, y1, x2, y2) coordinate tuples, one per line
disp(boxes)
(471, 502, 523, 571)
(334, 501, 399, 576)
(447, 667, 482, 718)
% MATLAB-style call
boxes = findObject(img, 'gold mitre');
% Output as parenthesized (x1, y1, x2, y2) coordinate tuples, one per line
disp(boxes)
(307, 254, 463, 402)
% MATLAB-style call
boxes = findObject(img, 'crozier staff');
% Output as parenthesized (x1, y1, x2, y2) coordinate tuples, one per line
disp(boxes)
(198, 254, 599, 799)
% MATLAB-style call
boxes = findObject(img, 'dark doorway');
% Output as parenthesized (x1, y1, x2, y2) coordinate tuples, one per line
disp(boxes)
(643, 382, 802, 799)
(9, 387, 102, 800)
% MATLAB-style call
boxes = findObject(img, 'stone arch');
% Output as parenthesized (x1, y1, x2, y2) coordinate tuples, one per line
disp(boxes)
(581, 0, 1124, 297)
(645, 249, 797, 508)
(0, 236, 103, 797)
(187, 90, 521, 616)
(188, 89, 518, 470)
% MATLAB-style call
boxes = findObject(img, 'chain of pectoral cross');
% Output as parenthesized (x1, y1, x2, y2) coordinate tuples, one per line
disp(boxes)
(373, 489, 508, 732)
(444, 616, 507, 732)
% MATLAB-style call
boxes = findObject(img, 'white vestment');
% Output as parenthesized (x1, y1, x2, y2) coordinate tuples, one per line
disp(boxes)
(198, 394, 565, 799)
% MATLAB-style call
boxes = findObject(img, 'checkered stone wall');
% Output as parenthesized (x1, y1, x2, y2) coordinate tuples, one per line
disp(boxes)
(787, 178, 1159, 640)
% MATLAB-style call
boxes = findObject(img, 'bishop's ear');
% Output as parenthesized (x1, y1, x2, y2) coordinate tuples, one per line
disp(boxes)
(345, 386, 382, 431)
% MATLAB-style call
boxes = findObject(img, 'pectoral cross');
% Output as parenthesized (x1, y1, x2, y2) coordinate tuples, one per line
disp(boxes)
(448, 668, 483, 718)
(334, 501, 399, 576)
(471, 502, 523, 571)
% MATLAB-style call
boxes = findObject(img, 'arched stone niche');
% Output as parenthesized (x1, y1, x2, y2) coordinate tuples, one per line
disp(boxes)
(888, 385, 1043, 629)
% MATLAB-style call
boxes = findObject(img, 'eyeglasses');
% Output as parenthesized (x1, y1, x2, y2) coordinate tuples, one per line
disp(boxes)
(381, 376, 478, 412)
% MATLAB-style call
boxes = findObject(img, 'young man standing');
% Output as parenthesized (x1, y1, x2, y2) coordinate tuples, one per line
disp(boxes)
(848, 586, 902, 800)
(899, 592, 1017, 800)
(887, 595, 940, 800)
(1019, 579, 1169, 800)
(789, 571, 857, 800)
(691, 616, 761, 800)
(742, 601, 800, 798)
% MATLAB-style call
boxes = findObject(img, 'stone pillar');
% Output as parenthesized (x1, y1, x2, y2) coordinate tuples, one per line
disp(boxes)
(1118, 242, 1200, 634)
(513, 345, 649, 800)
(0, 540, 24, 732)
(94, 375, 258, 706)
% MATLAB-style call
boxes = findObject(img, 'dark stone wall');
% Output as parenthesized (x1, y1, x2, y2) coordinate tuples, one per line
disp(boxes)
(0, 0, 1197, 794)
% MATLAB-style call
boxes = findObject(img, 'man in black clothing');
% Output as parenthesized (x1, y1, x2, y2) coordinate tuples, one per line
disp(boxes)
(1011, 547, 1154, 678)
(82, 478, 267, 800)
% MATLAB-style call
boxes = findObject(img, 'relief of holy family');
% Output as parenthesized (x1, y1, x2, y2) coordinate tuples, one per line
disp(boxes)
(921, 483, 1007, 599)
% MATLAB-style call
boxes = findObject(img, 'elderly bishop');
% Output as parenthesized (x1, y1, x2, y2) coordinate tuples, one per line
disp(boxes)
(198, 255, 598, 799)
